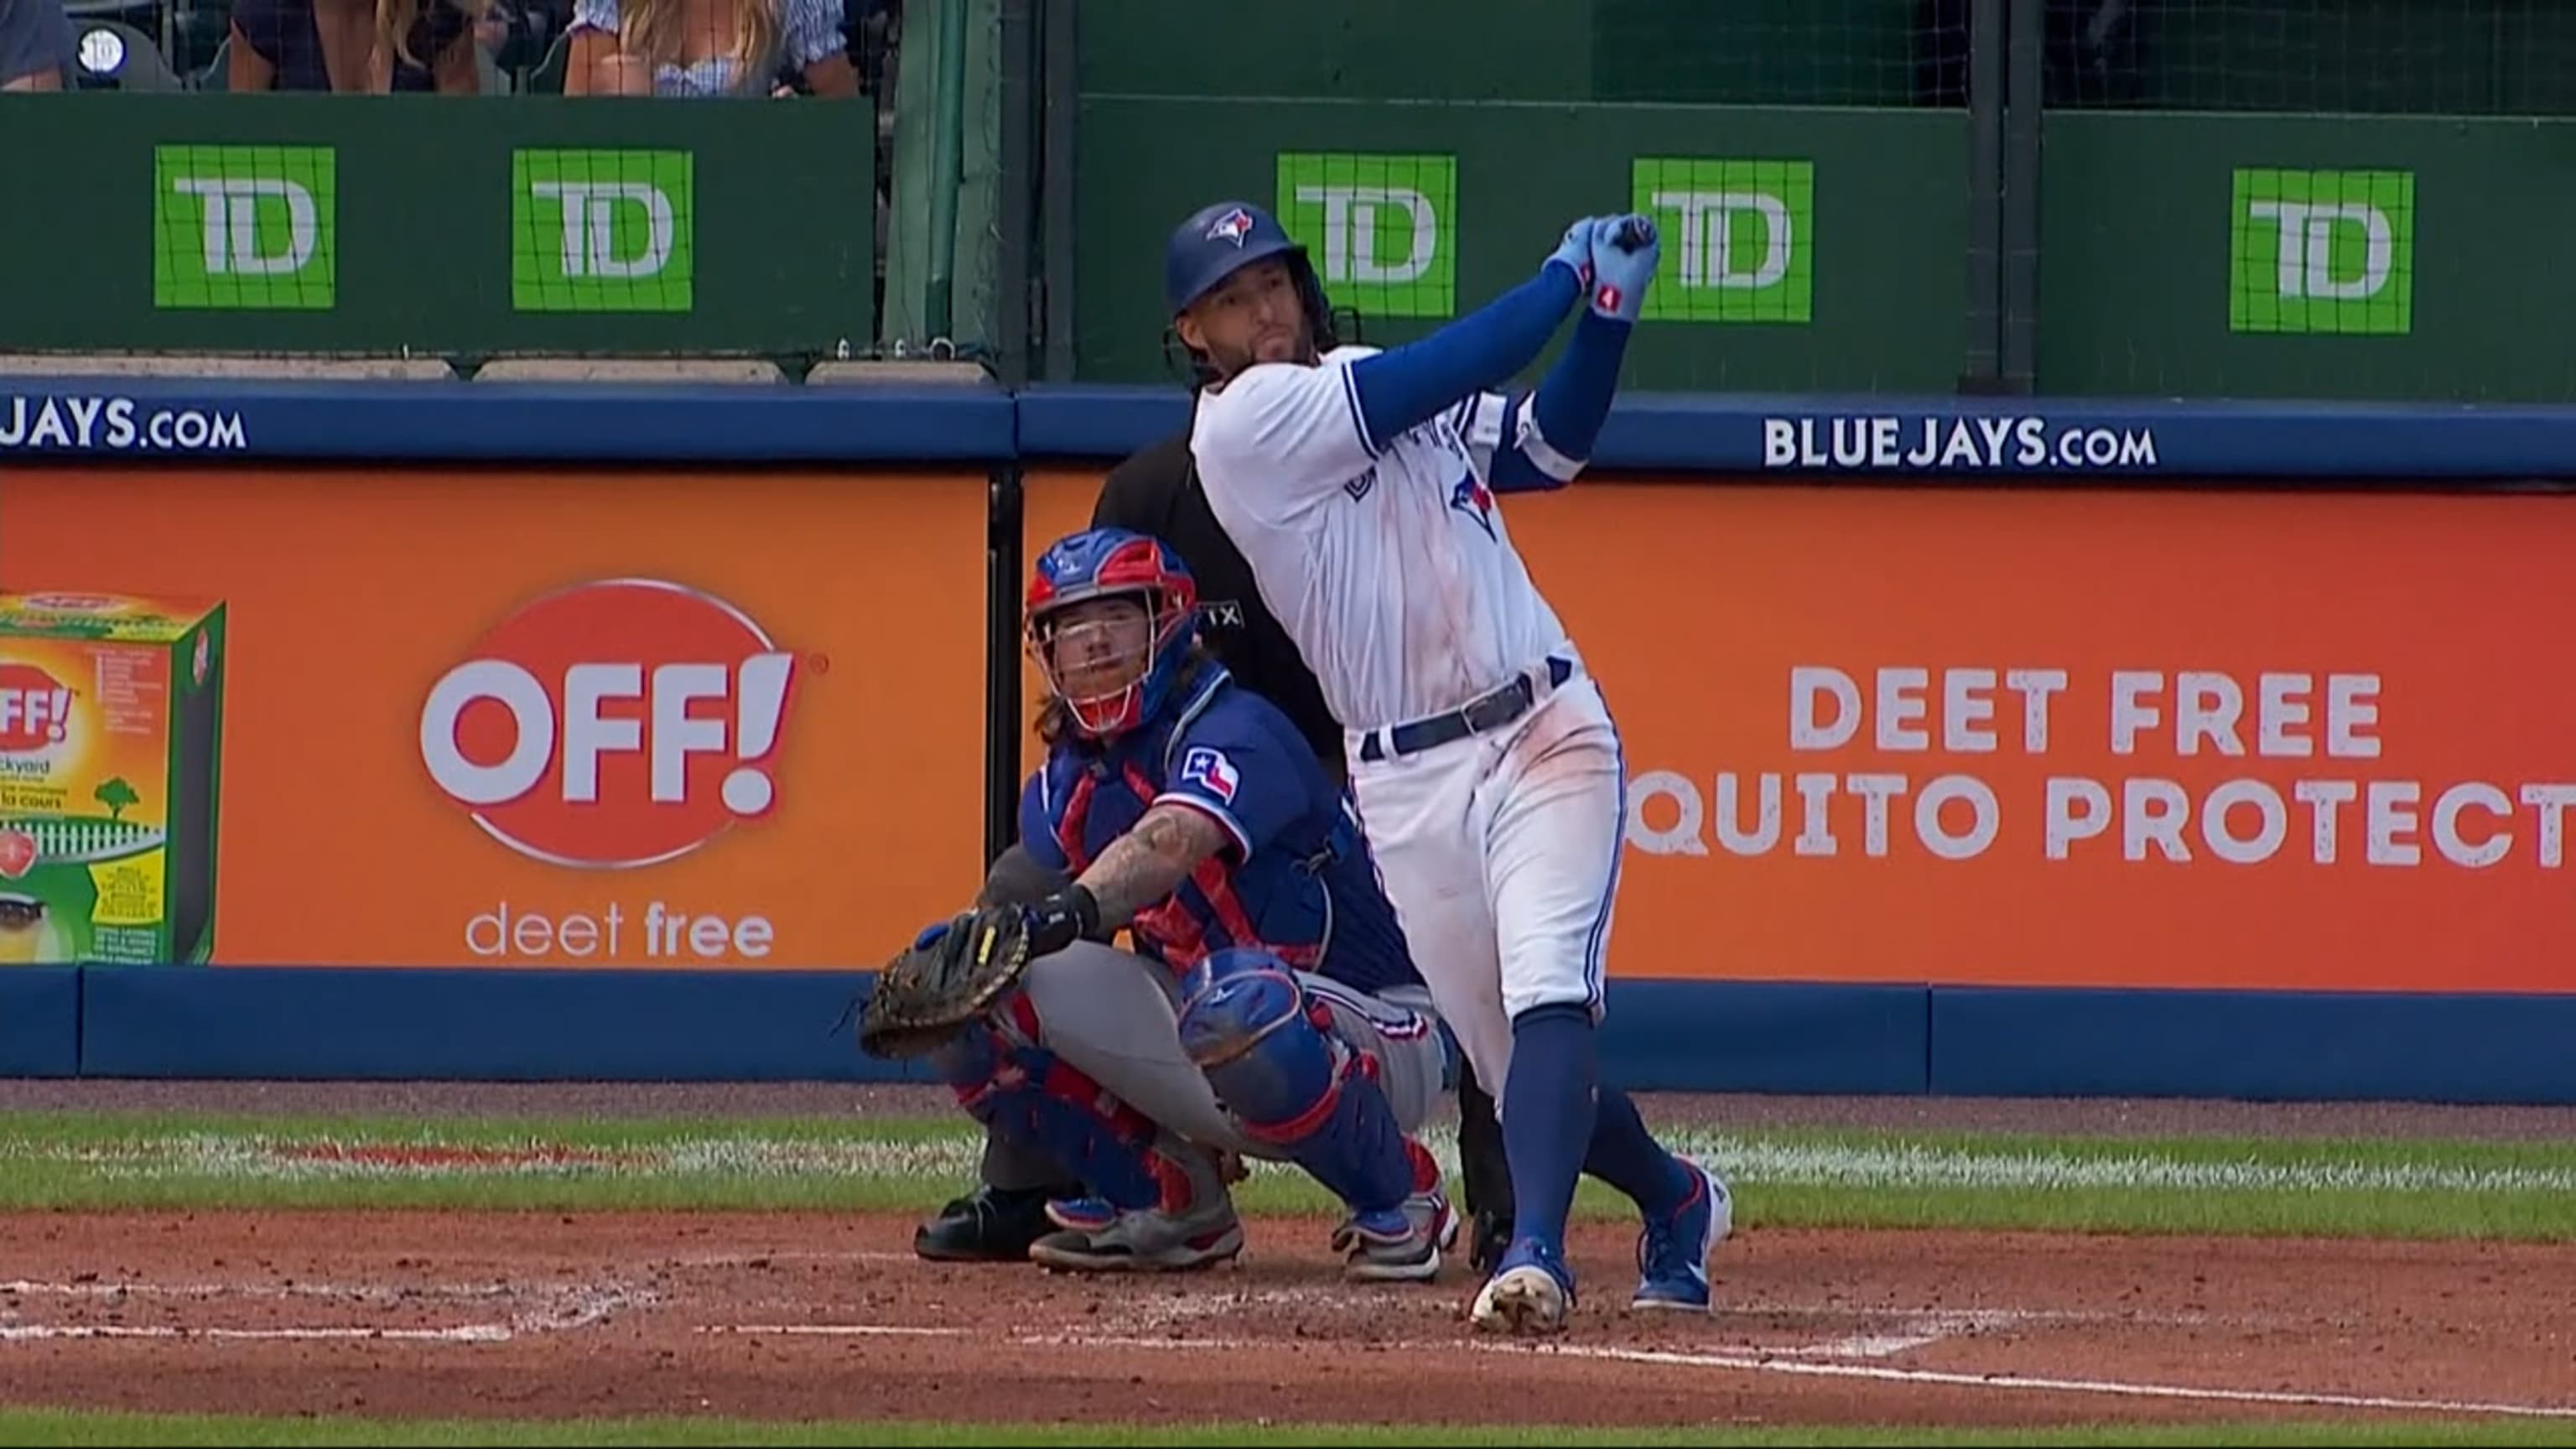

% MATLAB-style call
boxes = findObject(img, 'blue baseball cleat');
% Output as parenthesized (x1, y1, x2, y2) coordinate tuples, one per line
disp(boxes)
(1631, 1156, 1733, 1312)
(1470, 1235, 1576, 1335)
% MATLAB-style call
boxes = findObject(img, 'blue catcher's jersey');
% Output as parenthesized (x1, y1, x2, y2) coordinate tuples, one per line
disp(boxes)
(1019, 665, 1420, 998)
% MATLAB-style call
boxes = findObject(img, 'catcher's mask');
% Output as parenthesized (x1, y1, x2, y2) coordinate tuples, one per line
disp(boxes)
(1026, 527, 1201, 740)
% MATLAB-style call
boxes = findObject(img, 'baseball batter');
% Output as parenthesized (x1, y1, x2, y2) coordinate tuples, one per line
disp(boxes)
(1166, 200, 1731, 1332)
(879, 525, 1460, 1280)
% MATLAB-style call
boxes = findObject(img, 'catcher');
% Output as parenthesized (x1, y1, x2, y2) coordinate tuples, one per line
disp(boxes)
(862, 526, 1460, 1280)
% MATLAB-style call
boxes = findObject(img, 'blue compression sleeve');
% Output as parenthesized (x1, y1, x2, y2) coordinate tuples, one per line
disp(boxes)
(1348, 262, 1581, 453)
(1529, 310, 1629, 466)
(1490, 310, 1633, 491)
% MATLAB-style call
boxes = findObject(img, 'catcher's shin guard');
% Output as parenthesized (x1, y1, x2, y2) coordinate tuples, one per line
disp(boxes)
(1176, 953, 1411, 1218)
(931, 992, 1171, 1212)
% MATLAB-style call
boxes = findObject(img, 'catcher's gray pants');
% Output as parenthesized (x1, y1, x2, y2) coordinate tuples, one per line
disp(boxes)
(974, 945, 1454, 1192)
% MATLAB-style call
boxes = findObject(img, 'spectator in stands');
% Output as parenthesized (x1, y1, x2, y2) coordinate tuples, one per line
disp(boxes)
(371, 0, 494, 89)
(226, 0, 368, 89)
(0, 0, 73, 90)
(231, 0, 489, 90)
(564, 0, 855, 97)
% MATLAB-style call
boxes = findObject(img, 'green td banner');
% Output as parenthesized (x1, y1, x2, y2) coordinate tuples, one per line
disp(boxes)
(1074, 99, 1966, 390)
(1631, 157, 1815, 324)
(512, 149, 697, 314)
(0, 96, 872, 356)
(1275, 152, 1459, 319)
(152, 145, 338, 312)
(2230, 168, 2415, 336)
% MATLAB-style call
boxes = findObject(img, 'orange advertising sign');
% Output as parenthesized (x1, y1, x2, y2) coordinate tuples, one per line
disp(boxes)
(1519, 482, 2576, 994)
(1023, 472, 2576, 995)
(0, 467, 989, 969)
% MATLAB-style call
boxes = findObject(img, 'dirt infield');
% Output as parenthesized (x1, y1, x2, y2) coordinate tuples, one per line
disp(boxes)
(3, 1208, 2572, 1430)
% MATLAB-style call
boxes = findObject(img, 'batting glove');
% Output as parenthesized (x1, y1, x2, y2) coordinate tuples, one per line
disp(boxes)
(1584, 214, 1659, 324)
(1545, 216, 1602, 290)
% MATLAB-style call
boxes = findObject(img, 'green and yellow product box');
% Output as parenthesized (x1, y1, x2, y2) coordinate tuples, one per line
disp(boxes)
(0, 592, 226, 965)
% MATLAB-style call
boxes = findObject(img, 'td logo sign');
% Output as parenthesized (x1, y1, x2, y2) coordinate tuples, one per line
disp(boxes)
(512, 150, 695, 313)
(2231, 168, 2413, 335)
(1633, 157, 1814, 325)
(153, 145, 336, 310)
(1275, 152, 1457, 318)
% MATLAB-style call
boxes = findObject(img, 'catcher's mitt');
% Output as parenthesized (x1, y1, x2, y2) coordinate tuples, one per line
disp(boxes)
(857, 906, 1038, 1060)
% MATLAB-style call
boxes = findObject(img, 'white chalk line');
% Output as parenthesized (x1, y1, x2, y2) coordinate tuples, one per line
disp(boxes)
(1475, 1341, 2576, 1421)
(0, 1277, 653, 1347)
(2, 1278, 541, 1302)
(20, 1265, 2566, 1422)
(0, 1323, 513, 1343)
(698, 1318, 2576, 1422)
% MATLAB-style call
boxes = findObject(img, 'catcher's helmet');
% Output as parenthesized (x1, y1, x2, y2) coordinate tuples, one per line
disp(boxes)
(1162, 200, 1344, 382)
(1026, 527, 1201, 740)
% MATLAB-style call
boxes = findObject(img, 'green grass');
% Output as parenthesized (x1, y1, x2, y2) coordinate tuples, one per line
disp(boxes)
(3, 1110, 2576, 1241)
(2, 1410, 2570, 1447)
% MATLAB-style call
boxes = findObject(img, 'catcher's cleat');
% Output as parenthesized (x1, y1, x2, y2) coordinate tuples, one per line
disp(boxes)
(1332, 1138, 1458, 1284)
(1332, 1189, 1457, 1284)
(1029, 1195, 1244, 1273)
(913, 1182, 1078, 1263)
(1028, 1140, 1244, 1274)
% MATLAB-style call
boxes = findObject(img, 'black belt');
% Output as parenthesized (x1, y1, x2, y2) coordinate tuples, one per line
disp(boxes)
(1357, 656, 1574, 763)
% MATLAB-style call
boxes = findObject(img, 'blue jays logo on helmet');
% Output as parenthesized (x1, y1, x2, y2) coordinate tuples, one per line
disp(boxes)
(1026, 527, 1202, 740)
(1166, 199, 1306, 317)
(1205, 206, 1256, 247)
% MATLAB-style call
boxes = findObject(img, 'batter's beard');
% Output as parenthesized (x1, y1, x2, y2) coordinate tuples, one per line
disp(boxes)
(1208, 333, 1317, 382)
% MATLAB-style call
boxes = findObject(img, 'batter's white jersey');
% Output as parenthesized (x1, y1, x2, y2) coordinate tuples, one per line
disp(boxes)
(1189, 344, 1576, 735)
(1191, 343, 1626, 1098)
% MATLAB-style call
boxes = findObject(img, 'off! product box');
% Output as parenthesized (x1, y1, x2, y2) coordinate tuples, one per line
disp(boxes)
(0, 592, 225, 965)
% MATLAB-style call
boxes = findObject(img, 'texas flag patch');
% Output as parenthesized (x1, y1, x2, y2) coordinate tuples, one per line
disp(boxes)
(1179, 745, 1241, 804)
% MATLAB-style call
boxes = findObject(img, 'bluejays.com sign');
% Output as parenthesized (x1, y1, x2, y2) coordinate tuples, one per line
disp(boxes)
(0, 395, 248, 454)
(1763, 415, 2161, 473)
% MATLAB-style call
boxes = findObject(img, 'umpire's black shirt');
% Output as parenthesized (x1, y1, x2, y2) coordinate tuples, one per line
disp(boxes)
(1091, 428, 1346, 778)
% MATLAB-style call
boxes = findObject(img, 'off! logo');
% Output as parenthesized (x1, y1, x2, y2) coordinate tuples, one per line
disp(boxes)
(0, 662, 75, 753)
(418, 579, 802, 869)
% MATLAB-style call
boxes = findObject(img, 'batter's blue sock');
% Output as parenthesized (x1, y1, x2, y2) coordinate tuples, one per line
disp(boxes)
(1582, 1084, 1690, 1220)
(1501, 1002, 1598, 1257)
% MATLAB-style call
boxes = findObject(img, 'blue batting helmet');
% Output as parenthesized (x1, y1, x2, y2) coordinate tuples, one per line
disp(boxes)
(1026, 527, 1201, 740)
(1165, 200, 1306, 316)
(1161, 200, 1344, 382)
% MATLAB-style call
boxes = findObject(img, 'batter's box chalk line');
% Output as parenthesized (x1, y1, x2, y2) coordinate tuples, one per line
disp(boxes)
(0, 1276, 654, 1344)
(1471, 1341, 2576, 1420)
(695, 1319, 2576, 1422)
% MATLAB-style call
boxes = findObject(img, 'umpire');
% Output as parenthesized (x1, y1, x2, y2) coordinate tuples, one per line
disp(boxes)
(911, 428, 1519, 1276)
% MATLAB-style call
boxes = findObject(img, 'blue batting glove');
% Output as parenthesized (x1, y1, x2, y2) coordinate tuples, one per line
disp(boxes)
(1584, 214, 1659, 323)
(912, 917, 956, 951)
(1545, 216, 1601, 289)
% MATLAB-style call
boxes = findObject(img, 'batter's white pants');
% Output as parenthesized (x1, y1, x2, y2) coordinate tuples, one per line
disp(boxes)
(1345, 664, 1625, 1113)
